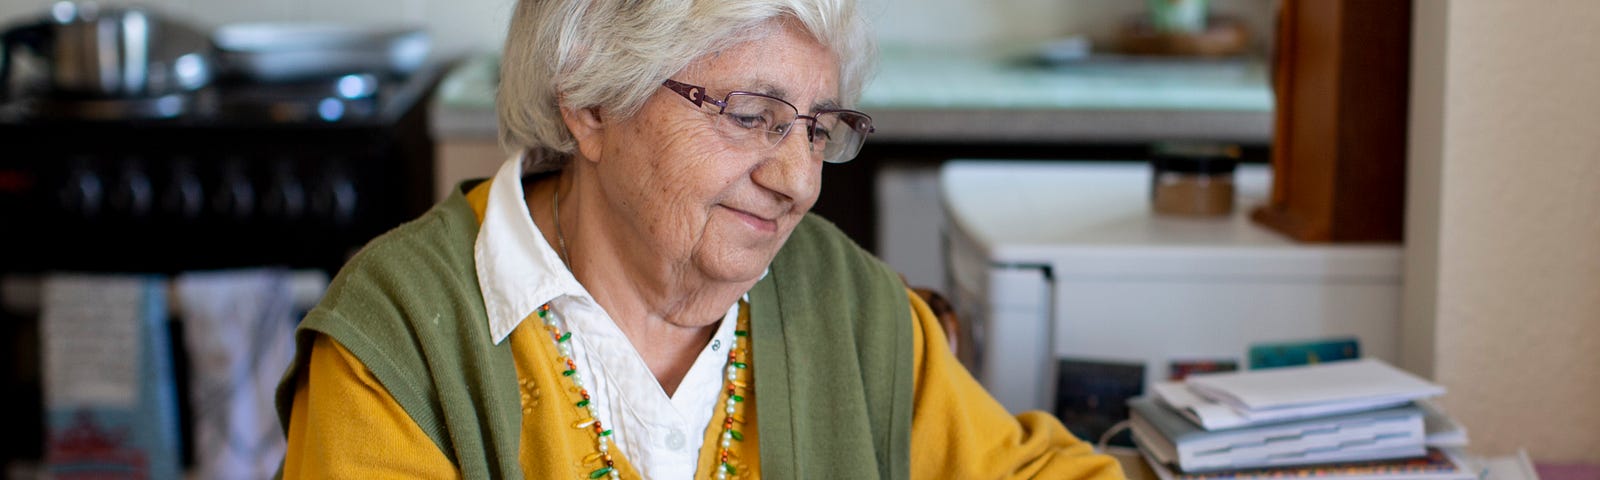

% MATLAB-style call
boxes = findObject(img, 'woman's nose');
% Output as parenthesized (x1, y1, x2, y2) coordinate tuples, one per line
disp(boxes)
(752, 126, 823, 207)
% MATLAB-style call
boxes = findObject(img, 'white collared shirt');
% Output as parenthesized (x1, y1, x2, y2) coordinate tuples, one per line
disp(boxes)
(473, 156, 744, 479)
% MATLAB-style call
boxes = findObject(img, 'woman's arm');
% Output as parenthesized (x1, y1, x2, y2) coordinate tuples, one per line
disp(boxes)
(906, 289, 1126, 480)
(282, 335, 460, 479)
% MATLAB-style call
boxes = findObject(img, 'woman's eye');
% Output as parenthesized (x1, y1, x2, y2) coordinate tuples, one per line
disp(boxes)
(730, 114, 767, 129)
(810, 125, 833, 143)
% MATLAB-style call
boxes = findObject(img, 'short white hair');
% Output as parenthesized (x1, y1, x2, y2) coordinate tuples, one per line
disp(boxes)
(497, 0, 876, 172)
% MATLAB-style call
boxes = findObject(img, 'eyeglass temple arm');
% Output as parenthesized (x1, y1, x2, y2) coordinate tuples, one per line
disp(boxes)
(662, 79, 723, 109)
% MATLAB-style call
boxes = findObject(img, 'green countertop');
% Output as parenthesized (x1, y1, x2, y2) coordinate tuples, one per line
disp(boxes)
(861, 46, 1271, 111)
(434, 46, 1274, 143)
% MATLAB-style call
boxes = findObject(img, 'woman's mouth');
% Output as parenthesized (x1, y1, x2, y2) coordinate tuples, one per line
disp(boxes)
(721, 205, 779, 233)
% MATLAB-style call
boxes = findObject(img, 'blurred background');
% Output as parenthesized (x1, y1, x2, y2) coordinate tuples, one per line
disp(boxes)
(1, 0, 1595, 478)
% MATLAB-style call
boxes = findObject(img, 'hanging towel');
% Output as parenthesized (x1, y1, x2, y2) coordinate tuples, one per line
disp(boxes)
(41, 274, 182, 480)
(175, 269, 305, 480)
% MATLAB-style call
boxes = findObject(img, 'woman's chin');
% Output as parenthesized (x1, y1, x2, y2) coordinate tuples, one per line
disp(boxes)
(692, 244, 783, 286)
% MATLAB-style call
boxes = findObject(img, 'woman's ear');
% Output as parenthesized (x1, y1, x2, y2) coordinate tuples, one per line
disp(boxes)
(560, 105, 606, 163)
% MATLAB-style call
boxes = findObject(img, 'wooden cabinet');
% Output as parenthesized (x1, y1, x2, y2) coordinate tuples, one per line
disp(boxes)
(1251, 0, 1412, 242)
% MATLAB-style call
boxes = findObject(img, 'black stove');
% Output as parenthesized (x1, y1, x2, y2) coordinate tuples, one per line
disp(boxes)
(0, 64, 443, 273)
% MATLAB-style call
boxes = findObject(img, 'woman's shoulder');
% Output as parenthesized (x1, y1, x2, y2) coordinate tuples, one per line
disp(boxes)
(310, 194, 484, 328)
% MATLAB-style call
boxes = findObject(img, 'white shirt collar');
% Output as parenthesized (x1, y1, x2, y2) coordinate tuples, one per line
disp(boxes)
(474, 155, 589, 344)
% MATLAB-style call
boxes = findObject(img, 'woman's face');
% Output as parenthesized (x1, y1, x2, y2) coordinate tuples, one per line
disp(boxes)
(586, 20, 841, 284)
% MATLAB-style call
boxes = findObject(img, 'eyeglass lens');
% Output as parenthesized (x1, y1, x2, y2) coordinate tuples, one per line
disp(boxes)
(715, 93, 870, 164)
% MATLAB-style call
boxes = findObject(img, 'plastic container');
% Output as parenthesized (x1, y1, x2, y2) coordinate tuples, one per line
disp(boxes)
(1150, 144, 1240, 216)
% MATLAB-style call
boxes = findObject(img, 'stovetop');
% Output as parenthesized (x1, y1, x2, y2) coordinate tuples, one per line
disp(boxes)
(0, 63, 445, 127)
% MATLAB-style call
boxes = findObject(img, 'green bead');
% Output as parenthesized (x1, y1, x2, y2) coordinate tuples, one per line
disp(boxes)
(724, 463, 737, 474)
(538, 309, 548, 318)
(731, 394, 744, 403)
(562, 369, 576, 376)
(589, 466, 614, 478)
(558, 332, 572, 342)
(734, 330, 748, 337)
(732, 362, 747, 369)
(599, 429, 613, 437)
(576, 399, 590, 408)
(730, 429, 744, 441)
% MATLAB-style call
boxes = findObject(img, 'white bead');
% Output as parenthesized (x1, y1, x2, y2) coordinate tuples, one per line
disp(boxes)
(587, 405, 599, 416)
(722, 431, 732, 441)
(598, 442, 608, 452)
(726, 405, 735, 414)
(721, 438, 731, 448)
(717, 472, 727, 480)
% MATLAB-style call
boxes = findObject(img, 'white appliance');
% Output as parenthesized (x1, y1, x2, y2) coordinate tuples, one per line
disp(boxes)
(940, 161, 1403, 415)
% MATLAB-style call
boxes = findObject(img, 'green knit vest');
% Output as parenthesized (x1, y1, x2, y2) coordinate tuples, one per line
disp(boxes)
(275, 182, 914, 479)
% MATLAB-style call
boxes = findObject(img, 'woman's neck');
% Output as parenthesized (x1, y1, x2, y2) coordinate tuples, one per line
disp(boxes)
(527, 170, 748, 396)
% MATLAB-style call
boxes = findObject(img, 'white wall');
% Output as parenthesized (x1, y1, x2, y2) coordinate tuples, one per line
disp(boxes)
(1405, 0, 1600, 462)
(863, 0, 1275, 52)
(1, 0, 1272, 57)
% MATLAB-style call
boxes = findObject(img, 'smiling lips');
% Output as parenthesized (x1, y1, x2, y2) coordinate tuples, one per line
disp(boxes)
(721, 204, 781, 232)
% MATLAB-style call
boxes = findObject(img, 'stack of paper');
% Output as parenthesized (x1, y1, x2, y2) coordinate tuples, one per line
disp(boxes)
(1153, 359, 1444, 430)
(1130, 358, 1469, 476)
(1130, 397, 1426, 472)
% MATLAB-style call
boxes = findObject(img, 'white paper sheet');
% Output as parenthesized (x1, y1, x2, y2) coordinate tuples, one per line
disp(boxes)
(1184, 359, 1443, 412)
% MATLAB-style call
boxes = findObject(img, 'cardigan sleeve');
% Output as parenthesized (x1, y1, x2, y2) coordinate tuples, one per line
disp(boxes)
(283, 334, 461, 479)
(906, 288, 1126, 480)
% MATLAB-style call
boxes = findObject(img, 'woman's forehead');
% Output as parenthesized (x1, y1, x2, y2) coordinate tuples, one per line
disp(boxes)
(682, 26, 842, 107)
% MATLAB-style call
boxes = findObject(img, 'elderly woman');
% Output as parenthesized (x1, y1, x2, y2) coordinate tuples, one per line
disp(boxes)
(277, 0, 1124, 478)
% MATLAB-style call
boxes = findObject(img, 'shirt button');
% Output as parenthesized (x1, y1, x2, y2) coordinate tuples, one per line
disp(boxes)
(666, 428, 686, 450)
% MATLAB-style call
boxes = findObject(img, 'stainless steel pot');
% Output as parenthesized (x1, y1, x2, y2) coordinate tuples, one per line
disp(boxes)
(1, 1, 212, 99)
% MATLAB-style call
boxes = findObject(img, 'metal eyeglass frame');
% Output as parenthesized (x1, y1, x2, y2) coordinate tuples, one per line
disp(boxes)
(661, 78, 875, 163)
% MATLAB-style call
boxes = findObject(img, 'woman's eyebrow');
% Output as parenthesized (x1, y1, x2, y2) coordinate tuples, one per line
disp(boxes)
(747, 81, 841, 111)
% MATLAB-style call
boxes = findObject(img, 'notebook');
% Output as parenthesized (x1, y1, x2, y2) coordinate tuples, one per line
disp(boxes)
(1138, 446, 1477, 480)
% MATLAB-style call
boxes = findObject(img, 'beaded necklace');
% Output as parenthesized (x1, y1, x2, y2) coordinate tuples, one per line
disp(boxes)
(535, 302, 751, 480)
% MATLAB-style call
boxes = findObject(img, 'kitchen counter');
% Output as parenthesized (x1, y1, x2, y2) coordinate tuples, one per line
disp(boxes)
(431, 46, 1274, 143)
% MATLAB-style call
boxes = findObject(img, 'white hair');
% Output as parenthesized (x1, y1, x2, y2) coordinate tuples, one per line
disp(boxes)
(497, 0, 876, 172)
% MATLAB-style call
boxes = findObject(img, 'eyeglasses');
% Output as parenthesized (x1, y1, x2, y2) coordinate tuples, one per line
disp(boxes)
(662, 79, 874, 164)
